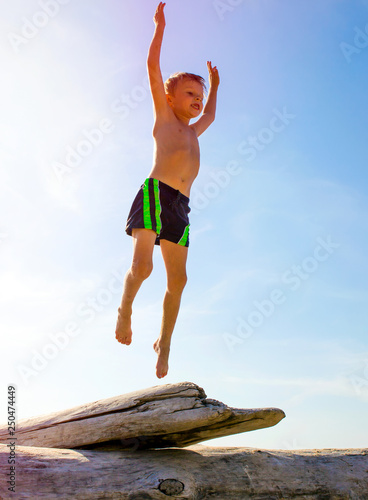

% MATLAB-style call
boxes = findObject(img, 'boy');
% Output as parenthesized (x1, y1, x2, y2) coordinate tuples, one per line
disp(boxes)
(115, 2, 219, 379)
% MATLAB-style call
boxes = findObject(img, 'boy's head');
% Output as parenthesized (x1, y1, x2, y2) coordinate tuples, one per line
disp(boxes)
(164, 72, 206, 97)
(164, 72, 207, 119)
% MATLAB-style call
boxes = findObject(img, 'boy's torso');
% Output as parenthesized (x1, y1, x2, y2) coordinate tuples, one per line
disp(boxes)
(149, 119, 200, 198)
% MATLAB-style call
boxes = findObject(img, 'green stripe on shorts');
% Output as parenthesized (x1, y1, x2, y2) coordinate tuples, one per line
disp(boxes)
(143, 178, 152, 229)
(153, 179, 162, 234)
(178, 224, 190, 246)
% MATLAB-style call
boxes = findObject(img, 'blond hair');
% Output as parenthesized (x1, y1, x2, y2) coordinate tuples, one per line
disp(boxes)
(164, 72, 206, 96)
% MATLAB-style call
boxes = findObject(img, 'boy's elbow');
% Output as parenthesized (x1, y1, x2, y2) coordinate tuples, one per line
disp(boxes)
(204, 112, 216, 124)
(147, 49, 158, 66)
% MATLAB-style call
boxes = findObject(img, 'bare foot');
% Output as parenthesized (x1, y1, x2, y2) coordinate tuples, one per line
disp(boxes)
(115, 308, 133, 345)
(153, 339, 170, 379)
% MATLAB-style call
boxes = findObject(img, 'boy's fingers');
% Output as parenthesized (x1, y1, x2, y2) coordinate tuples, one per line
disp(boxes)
(207, 61, 218, 72)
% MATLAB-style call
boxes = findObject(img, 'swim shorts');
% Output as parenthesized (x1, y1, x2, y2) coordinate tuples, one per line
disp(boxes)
(125, 178, 191, 247)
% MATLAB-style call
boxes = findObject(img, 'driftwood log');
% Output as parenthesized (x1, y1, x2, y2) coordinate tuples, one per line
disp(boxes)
(0, 444, 367, 499)
(0, 382, 285, 450)
(0, 382, 367, 498)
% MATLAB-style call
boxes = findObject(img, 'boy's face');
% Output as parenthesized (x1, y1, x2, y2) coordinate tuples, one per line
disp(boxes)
(167, 79, 204, 119)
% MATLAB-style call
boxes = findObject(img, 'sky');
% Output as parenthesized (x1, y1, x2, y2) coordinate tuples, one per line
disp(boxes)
(1, 0, 368, 451)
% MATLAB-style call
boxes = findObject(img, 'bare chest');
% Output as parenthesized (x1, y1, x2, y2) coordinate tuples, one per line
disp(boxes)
(154, 123, 199, 158)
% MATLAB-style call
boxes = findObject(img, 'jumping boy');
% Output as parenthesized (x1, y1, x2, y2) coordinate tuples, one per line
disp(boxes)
(115, 2, 220, 378)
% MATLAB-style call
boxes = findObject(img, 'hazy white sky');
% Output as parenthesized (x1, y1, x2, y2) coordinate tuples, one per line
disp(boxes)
(1, 0, 368, 450)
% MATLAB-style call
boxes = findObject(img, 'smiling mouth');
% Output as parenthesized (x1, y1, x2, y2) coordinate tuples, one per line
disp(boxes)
(191, 104, 200, 111)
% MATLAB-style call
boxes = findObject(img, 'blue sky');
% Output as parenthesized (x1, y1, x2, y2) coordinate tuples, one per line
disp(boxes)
(1, 0, 367, 451)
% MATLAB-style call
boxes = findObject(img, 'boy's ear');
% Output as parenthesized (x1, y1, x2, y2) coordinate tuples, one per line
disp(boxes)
(166, 93, 173, 107)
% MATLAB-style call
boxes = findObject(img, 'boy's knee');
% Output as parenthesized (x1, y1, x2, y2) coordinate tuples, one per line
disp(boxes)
(181, 273, 188, 289)
(131, 260, 153, 281)
(168, 272, 187, 293)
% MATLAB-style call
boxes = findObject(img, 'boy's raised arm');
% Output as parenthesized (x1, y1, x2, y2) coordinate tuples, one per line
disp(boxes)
(147, 2, 169, 116)
(191, 61, 220, 137)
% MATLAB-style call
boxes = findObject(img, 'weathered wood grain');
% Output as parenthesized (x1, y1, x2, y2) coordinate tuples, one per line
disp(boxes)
(0, 444, 367, 499)
(0, 382, 285, 450)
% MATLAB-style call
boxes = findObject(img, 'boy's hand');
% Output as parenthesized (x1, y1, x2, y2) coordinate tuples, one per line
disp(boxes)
(207, 61, 220, 89)
(154, 2, 166, 28)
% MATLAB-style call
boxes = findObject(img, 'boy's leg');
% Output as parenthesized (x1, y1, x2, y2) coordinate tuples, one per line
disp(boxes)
(115, 228, 157, 345)
(154, 239, 188, 378)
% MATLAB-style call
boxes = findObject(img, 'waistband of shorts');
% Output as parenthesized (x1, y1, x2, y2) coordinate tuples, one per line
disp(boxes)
(146, 178, 190, 204)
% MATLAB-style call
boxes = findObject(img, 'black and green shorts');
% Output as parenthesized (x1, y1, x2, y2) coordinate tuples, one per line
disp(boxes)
(125, 178, 191, 247)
